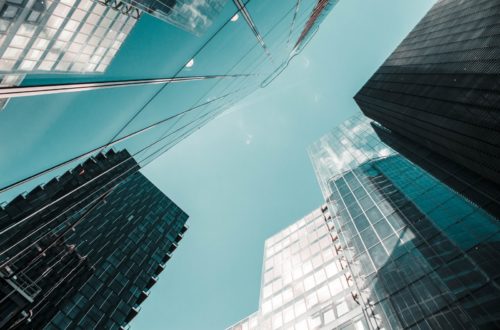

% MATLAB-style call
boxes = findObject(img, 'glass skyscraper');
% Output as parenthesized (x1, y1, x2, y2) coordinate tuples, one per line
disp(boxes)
(0, 149, 188, 329)
(0, 1, 340, 326)
(0, 0, 339, 205)
(354, 0, 500, 217)
(309, 115, 500, 329)
(226, 207, 370, 330)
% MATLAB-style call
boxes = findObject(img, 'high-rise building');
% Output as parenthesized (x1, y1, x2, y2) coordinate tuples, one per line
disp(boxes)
(0, 149, 188, 329)
(0, 0, 339, 204)
(354, 0, 500, 191)
(309, 115, 500, 329)
(226, 207, 370, 330)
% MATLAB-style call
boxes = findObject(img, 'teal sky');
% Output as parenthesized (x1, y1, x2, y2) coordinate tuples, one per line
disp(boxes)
(134, 1, 435, 329)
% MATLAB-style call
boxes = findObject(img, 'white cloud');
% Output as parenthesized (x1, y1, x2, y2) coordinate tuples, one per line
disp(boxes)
(245, 134, 253, 145)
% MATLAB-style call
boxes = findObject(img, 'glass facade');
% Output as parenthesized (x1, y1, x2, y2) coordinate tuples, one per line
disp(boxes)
(0, 149, 188, 329)
(103, 0, 228, 35)
(0, 2, 341, 326)
(0, 0, 339, 205)
(309, 114, 500, 329)
(227, 207, 370, 330)
(0, 0, 136, 79)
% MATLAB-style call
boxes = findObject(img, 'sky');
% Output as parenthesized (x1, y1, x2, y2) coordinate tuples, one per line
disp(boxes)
(133, 1, 435, 329)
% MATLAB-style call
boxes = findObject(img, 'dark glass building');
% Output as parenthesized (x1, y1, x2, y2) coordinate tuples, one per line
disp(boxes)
(0, 149, 188, 329)
(354, 0, 500, 192)
(309, 115, 500, 330)
(372, 123, 500, 219)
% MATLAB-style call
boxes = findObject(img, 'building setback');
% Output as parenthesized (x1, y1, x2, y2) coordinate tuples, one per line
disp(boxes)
(0, 149, 188, 329)
(371, 123, 500, 219)
(354, 0, 500, 189)
(309, 115, 500, 329)
(227, 207, 369, 330)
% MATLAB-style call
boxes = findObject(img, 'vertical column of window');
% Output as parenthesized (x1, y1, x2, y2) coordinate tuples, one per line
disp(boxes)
(368, 159, 477, 328)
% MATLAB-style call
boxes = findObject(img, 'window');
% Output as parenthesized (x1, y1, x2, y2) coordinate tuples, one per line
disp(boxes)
(306, 292, 318, 309)
(263, 284, 272, 299)
(282, 287, 293, 303)
(366, 206, 383, 223)
(283, 305, 294, 323)
(360, 228, 379, 249)
(3, 47, 21, 59)
(314, 269, 326, 285)
(295, 319, 308, 330)
(336, 299, 349, 316)
(325, 262, 338, 278)
(374, 219, 393, 239)
(2, 5, 18, 19)
(305, 315, 319, 329)
(317, 285, 330, 302)
(272, 293, 283, 310)
(324, 308, 336, 324)
(272, 312, 282, 330)
(19, 60, 36, 70)
(10, 35, 29, 48)
(262, 300, 272, 315)
(294, 299, 306, 317)
(369, 243, 388, 269)
(329, 278, 343, 297)
(304, 275, 315, 291)
(353, 213, 370, 232)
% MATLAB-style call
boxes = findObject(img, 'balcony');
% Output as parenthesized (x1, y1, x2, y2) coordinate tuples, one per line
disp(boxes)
(136, 290, 150, 305)
(124, 306, 141, 323)
(161, 253, 171, 263)
(145, 276, 158, 290)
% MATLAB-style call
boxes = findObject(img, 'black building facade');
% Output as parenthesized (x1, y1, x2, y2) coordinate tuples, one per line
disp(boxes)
(354, 0, 500, 188)
(0, 150, 188, 329)
(372, 123, 500, 219)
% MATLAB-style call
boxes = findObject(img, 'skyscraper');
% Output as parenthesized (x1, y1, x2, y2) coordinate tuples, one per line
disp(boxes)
(226, 207, 370, 330)
(354, 0, 500, 193)
(309, 115, 500, 329)
(0, 149, 188, 329)
(0, 0, 339, 208)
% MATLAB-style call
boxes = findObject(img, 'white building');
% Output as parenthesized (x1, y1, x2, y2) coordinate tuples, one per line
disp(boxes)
(227, 206, 369, 330)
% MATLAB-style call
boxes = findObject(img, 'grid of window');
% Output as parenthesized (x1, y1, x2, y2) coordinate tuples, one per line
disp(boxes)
(227, 207, 368, 330)
(0, 149, 188, 329)
(0, 0, 136, 79)
(45, 169, 188, 330)
(309, 114, 500, 329)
